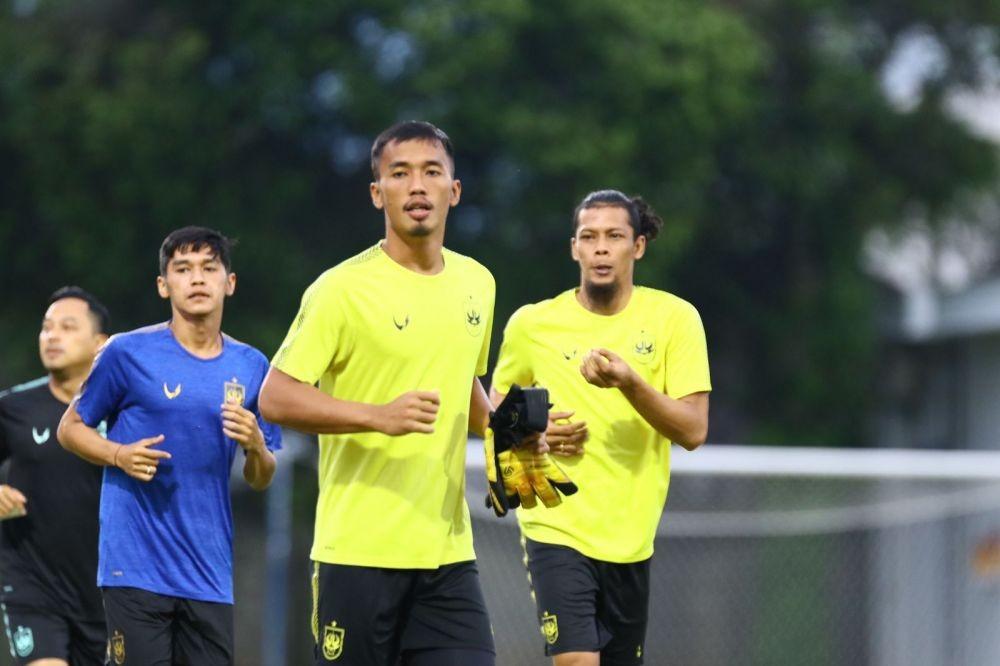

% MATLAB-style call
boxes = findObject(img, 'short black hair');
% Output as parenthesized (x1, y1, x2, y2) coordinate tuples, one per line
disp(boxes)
(572, 189, 664, 242)
(370, 120, 455, 179)
(48, 286, 111, 334)
(159, 226, 235, 275)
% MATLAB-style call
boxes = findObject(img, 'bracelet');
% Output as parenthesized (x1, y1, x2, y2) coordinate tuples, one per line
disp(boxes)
(112, 445, 122, 468)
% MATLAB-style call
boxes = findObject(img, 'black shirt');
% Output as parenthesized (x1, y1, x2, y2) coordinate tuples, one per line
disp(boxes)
(0, 377, 103, 620)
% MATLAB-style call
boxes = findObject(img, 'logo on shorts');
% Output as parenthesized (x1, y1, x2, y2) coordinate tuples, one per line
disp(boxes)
(224, 378, 246, 406)
(12, 625, 33, 658)
(541, 611, 559, 645)
(111, 629, 125, 664)
(322, 621, 344, 661)
(163, 382, 182, 400)
(31, 427, 50, 445)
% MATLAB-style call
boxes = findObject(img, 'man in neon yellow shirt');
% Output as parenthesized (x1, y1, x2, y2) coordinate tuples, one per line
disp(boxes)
(259, 121, 503, 666)
(491, 190, 711, 666)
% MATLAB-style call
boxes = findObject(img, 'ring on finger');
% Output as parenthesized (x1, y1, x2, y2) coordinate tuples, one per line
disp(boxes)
(146, 465, 154, 475)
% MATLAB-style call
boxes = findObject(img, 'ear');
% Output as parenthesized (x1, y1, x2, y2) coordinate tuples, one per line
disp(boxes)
(225, 272, 237, 297)
(570, 237, 580, 263)
(633, 234, 647, 261)
(370, 181, 384, 210)
(449, 179, 462, 207)
(156, 275, 169, 300)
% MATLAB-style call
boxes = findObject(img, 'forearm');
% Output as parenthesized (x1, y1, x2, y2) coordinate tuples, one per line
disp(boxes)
(57, 406, 119, 466)
(242, 447, 276, 491)
(259, 369, 380, 435)
(619, 377, 708, 450)
(469, 378, 493, 437)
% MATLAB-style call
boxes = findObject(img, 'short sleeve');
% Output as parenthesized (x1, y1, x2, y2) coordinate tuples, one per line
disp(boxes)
(271, 273, 344, 385)
(490, 307, 535, 395)
(251, 352, 283, 452)
(664, 302, 712, 399)
(475, 273, 496, 377)
(76, 337, 129, 428)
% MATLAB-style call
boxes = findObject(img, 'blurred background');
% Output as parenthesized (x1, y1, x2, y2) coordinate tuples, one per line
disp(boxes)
(1, 0, 999, 664)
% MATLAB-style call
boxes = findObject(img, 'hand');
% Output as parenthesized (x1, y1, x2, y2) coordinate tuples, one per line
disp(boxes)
(580, 348, 635, 389)
(515, 430, 549, 455)
(114, 435, 170, 482)
(0, 485, 27, 517)
(546, 410, 587, 457)
(222, 403, 266, 453)
(377, 391, 440, 435)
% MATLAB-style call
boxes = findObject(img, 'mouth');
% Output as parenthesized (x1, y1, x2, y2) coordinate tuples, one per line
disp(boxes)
(188, 292, 211, 301)
(592, 264, 614, 277)
(43, 348, 64, 357)
(404, 200, 433, 222)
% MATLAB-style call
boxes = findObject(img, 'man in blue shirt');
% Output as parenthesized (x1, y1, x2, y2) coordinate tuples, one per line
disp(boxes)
(57, 226, 281, 666)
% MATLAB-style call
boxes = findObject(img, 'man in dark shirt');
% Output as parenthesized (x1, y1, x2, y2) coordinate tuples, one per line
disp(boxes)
(0, 287, 110, 666)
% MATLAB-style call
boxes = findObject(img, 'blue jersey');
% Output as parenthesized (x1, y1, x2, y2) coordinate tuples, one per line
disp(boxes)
(75, 323, 281, 604)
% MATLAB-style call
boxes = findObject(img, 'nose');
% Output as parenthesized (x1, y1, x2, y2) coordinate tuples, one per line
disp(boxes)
(191, 268, 206, 284)
(408, 173, 427, 195)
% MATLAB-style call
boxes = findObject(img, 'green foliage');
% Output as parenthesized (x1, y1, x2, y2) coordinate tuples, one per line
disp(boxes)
(0, 0, 996, 445)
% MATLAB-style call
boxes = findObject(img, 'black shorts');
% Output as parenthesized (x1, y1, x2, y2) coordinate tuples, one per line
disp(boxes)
(1, 602, 105, 666)
(523, 537, 650, 665)
(102, 586, 233, 666)
(311, 560, 495, 666)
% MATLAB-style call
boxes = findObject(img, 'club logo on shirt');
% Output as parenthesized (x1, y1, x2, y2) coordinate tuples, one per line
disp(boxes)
(393, 308, 410, 331)
(541, 611, 559, 645)
(464, 295, 483, 336)
(224, 378, 246, 406)
(632, 330, 655, 365)
(163, 383, 182, 400)
(111, 630, 125, 664)
(561, 348, 577, 361)
(322, 621, 345, 661)
(31, 427, 50, 445)
(13, 625, 33, 658)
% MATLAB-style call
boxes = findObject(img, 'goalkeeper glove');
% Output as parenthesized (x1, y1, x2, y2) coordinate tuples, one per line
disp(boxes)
(512, 446, 577, 508)
(484, 384, 577, 516)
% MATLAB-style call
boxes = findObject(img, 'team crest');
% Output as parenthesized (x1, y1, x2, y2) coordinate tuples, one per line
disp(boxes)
(632, 330, 655, 364)
(224, 378, 246, 406)
(13, 625, 33, 658)
(464, 295, 483, 336)
(541, 611, 559, 644)
(163, 382, 182, 400)
(322, 621, 345, 661)
(392, 306, 410, 331)
(111, 630, 125, 664)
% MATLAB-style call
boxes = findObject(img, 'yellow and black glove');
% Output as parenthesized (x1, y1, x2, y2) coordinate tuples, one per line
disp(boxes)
(485, 385, 577, 517)
(512, 446, 577, 508)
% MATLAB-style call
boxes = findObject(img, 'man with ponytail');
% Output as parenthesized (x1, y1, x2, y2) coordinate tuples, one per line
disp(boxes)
(490, 190, 711, 666)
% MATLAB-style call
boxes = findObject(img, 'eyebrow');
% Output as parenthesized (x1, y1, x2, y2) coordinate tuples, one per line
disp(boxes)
(388, 159, 446, 170)
(170, 256, 219, 266)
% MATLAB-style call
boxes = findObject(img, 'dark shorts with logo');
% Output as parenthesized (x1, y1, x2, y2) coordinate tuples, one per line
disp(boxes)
(311, 560, 495, 666)
(524, 537, 650, 665)
(1, 603, 105, 666)
(102, 586, 233, 666)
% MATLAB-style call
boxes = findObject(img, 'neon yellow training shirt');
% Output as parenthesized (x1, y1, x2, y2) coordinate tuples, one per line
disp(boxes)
(273, 243, 495, 568)
(492, 287, 710, 562)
